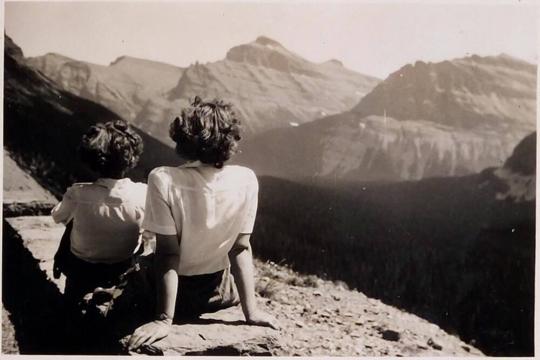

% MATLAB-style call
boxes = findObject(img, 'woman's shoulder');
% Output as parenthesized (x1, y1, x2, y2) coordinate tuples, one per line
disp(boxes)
(147, 166, 180, 188)
(63, 182, 93, 197)
(148, 166, 175, 179)
(224, 165, 258, 185)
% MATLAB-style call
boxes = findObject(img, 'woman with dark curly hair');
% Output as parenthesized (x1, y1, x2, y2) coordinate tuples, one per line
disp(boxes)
(128, 97, 278, 350)
(51, 119, 147, 305)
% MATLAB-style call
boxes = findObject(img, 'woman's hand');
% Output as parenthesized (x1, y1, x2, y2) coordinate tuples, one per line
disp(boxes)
(246, 310, 280, 330)
(228, 235, 279, 331)
(127, 319, 172, 351)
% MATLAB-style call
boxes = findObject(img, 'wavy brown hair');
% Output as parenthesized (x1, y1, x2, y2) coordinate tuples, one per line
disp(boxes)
(169, 96, 242, 168)
(79, 119, 143, 178)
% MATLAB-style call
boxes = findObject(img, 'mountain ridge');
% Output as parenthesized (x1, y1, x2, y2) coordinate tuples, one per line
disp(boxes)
(141, 36, 380, 139)
(353, 54, 536, 131)
(236, 53, 536, 182)
(24, 35, 380, 141)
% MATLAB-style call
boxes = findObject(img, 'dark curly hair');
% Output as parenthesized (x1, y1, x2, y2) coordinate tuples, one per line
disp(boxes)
(169, 96, 242, 168)
(79, 119, 144, 178)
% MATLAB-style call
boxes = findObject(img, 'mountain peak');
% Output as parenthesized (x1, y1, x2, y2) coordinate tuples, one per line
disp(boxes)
(225, 36, 315, 74)
(42, 52, 74, 61)
(109, 55, 183, 74)
(323, 59, 344, 67)
(457, 53, 535, 72)
(5, 35, 24, 61)
(254, 36, 284, 48)
(110, 55, 130, 66)
(498, 52, 515, 59)
(110, 55, 166, 67)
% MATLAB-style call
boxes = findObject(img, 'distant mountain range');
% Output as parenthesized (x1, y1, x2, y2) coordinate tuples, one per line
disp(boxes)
(236, 54, 536, 182)
(26, 36, 380, 142)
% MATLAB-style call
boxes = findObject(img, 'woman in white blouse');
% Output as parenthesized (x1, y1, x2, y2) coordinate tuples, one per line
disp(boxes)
(51, 120, 146, 305)
(128, 97, 278, 350)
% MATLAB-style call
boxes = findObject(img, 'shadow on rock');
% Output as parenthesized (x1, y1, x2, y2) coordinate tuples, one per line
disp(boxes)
(2, 221, 69, 354)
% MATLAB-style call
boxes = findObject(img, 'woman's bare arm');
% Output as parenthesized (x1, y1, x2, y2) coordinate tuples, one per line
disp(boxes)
(229, 234, 279, 329)
(155, 234, 180, 319)
(128, 234, 179, 350)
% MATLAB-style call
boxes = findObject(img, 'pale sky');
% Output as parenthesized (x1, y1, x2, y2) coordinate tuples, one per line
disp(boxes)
(4, 1, 538, 78)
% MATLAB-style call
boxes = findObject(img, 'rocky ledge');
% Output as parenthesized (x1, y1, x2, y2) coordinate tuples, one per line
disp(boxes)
(2, 158, 482, 356)
(4, 214, 482, 356)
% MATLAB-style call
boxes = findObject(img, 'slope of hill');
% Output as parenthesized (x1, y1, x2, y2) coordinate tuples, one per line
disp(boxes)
(5, 35, 182, 195)
(251, 131, 535, 356)
(26, 53, 184, 123)
(236, 54, 536, 182)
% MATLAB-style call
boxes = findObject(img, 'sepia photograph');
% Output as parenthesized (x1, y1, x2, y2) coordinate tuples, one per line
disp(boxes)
(1, 0, 537, 356)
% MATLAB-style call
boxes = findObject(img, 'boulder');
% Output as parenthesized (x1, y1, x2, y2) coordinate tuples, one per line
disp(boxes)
(120, 307, 280, 356)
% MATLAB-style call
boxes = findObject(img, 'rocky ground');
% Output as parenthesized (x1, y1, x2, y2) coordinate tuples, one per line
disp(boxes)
(252, 260, 482, 356)
(2, 216, 481, 356)
(1, 306, 19, 354)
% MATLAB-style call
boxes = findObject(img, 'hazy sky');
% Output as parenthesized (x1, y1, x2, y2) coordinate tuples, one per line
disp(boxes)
(4, 1, 538, 78)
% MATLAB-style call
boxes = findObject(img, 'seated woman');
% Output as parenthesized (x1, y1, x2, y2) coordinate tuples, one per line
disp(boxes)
(128, 97, 277, 350)
(51, 119, 146, 306)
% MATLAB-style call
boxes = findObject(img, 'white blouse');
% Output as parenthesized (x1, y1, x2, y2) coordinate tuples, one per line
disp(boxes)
(142, 162, 258, 276)
(51, 178, 147, 264)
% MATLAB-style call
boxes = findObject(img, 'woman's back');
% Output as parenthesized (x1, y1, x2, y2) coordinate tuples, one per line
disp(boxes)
(144, 163, 258, 275)
(52, 178, 147, 263)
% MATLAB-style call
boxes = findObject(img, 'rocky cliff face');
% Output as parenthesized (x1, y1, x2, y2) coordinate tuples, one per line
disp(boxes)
(492, 132, 536, 202)
(236, 55, 536, 182)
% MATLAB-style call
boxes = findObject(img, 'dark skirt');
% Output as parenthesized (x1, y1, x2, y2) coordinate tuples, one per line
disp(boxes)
(55, 221, 134, 307)
(63, 252, 133, 305)
(175, 266, 240, 320)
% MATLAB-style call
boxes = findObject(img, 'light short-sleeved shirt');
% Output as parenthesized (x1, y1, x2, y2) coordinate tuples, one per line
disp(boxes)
(142, 162, 259, 276)
(51, 178, 147, 264)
